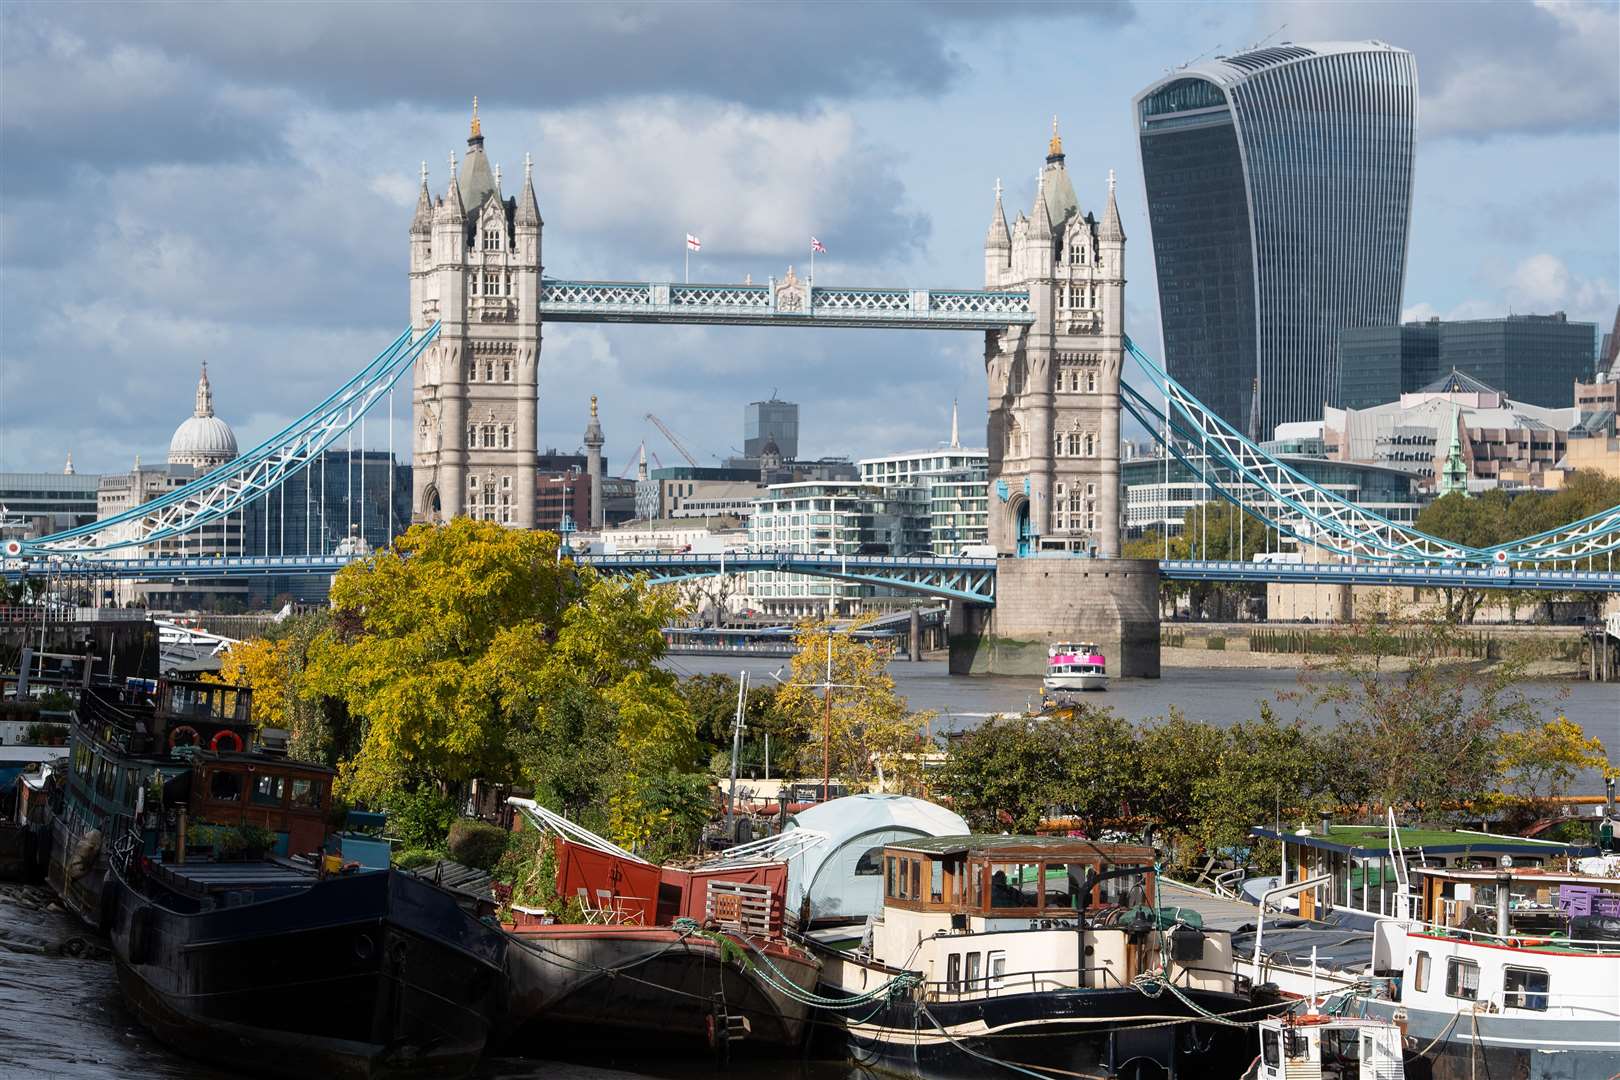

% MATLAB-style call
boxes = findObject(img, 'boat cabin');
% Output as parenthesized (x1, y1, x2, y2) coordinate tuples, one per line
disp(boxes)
(1253, 1015, 1406, 1080)
(1373, 866, 1620, 1024)
(849, 835, 1237, 1000)
(186, 752, 335, 858)
(1251, 821, 1598, 922)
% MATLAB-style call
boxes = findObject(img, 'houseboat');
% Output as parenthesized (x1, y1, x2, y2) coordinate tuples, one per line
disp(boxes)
(1354, 863, 1620, 1080)
(809, 835, 1272, 1079)
(1043, 641, 1108, 692)
(497, 798, 823, 1059)
(108, 851, 509, 1078)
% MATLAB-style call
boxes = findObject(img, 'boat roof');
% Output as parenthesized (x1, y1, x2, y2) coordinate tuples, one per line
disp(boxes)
(1251, 823, 1597, 858)
(887, 834, 1155, 860)
(150, 859, 318, 898)
(0, 746, 69, 764)
(1414, 865, 1619, 888)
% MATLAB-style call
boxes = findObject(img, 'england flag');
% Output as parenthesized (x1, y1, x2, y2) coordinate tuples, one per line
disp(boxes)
(686, 233, 702, 252)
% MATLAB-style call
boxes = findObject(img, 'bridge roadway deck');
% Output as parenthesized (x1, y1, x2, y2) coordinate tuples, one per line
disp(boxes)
(5, 552, 1619, 595)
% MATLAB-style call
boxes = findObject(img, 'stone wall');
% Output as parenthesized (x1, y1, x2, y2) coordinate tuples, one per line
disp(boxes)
(950, 557, 1160, 677)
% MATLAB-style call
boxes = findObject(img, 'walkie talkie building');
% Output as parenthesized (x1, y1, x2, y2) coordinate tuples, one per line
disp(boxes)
(1134, 42, 1417, 438)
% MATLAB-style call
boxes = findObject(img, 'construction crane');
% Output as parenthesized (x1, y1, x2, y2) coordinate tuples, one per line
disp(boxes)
(645, 413, 700, 468)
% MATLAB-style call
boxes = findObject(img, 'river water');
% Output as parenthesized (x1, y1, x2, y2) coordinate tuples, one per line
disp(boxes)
(664, 657, 1619, 748)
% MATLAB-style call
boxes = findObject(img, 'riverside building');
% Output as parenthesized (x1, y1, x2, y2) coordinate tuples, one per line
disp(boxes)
(1134, 42, 1417, 435)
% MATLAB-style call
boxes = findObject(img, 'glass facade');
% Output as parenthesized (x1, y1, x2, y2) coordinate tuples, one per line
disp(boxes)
(1437, 315, 1595, 408)
(1136, 43, 1417, 438)
(1338, 322, 1440, 409)
(243, 450, 411, 558)
(743, 398, 799, 460)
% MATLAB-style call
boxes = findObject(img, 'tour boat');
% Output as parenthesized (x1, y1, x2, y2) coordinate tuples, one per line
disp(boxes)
(1043, 641, 1108, 692)
(496, 798, 823, 1059)
(806, 834, 1274, 1079)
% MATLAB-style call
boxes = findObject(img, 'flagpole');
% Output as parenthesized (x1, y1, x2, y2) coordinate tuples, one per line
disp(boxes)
(685, 242, 689, 285)
(810, 246, 815, 285)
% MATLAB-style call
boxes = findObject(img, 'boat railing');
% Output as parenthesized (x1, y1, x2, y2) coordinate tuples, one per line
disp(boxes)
(1413, 923, 1620, 955)
(1474, 985, 1620, 1018)
(923, 965, 1125, 1001)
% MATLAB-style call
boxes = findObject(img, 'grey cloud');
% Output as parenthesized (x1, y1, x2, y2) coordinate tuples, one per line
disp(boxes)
(1254, 0, 1618, 138)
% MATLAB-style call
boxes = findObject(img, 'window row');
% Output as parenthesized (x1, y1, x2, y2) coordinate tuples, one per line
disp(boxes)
(467, 359, 514, 382)
(1411, 951, 1548, 1011)
(470, 269, 514, 296)
(1055, 432, 1098, 457)
(1057, 369, 1100, 393)
(466, 423, 514, 449)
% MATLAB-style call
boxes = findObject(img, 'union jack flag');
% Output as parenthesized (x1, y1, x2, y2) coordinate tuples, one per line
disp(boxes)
(810, 236, 827, 254)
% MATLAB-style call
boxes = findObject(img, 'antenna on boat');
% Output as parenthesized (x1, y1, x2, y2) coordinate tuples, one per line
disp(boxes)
(724, 669, 748, 835)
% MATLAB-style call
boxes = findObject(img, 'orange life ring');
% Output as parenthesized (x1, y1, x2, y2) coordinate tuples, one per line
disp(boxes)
(209, 729, 244, 754)
(168, 725, 200, 749)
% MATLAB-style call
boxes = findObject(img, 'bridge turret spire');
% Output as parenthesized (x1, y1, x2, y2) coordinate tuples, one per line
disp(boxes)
(515, 150, 542, 228)
(441, 150, 465, 221)
(1047, 115, 1064, 163)
(410, 161, 433, 236)
(1099, 168, 1125, 243)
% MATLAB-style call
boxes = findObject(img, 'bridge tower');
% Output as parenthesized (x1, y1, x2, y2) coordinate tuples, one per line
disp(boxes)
(983, 120, 1124, 557)
(955, 122, 1159, 678)
(410, 100, 541, 528)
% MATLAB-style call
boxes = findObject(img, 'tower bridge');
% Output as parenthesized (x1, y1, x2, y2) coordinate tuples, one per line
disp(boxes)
(11, 105, 1620, 677)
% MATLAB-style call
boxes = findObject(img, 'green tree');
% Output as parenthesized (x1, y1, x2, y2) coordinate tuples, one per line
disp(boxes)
(1300, 612, 1546, 817)
(773, 619, 934, 794)
(1492, 715, 1614, 824)
(938, 714, 1066, 833)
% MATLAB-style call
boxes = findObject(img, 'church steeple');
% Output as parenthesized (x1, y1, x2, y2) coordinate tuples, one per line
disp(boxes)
(194, 361, 215, 419)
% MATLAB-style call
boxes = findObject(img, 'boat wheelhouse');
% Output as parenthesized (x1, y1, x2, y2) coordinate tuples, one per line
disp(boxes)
(1248, 819, 1598, 927)
(811, 835, 1270, 1079)
(1247, 1013, 1408, 1080)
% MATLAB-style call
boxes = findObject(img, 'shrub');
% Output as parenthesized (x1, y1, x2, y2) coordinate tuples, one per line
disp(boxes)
(385, 788, 457, 850)
(448, 819, 509, 871)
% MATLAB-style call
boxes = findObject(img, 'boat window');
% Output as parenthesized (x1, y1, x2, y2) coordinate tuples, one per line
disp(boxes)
(1445, 957, 1479, 1000)
(1097, 866, 1150, 908)
(946, 953, 961, 993)
(1321, 1028, 1361, 1063)
(252, 774, 286, 807)
(1261, 1028, 1280, 1068)
(886, 856, 897, 898)
(1503, 966, 1548, 1011)
(930, 860, 944, 902)
(910, 859, 921, 900)
(964, 951, 981, 990)
(971, 865, 983, 908)
(854, 846, 884, 876)
(989, 864, 1039, 908)
(987, 949, 1006, 988)
(209, 769, 243, 802)
(1411, 950, 1430, 992)
(290, 778, 321, 810)
(1044, 864, 1090, 908)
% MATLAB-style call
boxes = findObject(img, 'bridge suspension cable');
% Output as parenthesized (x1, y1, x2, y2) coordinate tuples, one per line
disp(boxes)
(1121, 335, 1620, 566)
(19, 323, 440, 558)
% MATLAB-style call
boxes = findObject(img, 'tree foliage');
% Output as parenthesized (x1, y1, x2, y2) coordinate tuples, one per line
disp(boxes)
(301, 519, 702, 855)
(772, 619, 935, 794)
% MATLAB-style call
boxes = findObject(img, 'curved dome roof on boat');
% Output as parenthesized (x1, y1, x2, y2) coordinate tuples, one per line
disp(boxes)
(788, 794, 968, 923)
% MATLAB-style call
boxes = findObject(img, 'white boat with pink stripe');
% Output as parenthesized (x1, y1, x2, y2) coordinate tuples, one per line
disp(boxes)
(1043, 641, 1108, 692)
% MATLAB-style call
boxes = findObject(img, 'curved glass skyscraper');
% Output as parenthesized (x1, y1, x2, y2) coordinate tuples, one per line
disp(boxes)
(1134, 42, 1417, 437)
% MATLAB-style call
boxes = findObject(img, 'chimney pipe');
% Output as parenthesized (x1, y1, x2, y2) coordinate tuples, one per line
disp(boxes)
(1494, 872, 1513, 939)
(1317, 811, 1332, 837)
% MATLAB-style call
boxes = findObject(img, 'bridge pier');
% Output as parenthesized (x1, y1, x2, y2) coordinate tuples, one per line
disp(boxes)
(949, 558, 1161, 678)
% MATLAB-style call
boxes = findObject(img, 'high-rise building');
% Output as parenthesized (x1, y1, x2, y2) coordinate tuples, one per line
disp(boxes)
(743, 398, 799, 460)
(1338, 322, 1441, 410)
(1134, 42, 1417, 435)
(1338, 313, 1594, 414)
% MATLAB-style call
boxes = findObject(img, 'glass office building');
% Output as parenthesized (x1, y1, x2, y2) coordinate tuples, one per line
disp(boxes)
(1135, 42, 1417, 437)
(743, 398, 799, 460)
(1338, 321, 1441, 409)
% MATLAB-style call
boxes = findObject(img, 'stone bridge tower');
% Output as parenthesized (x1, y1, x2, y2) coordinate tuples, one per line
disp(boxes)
(410, 100, 541, 527)
(983, 120, 1124, 558)
(951, 122, 1158, 679)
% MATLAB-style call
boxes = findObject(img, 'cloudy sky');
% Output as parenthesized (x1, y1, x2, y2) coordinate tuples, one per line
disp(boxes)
(2, 0, 1615, 477)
